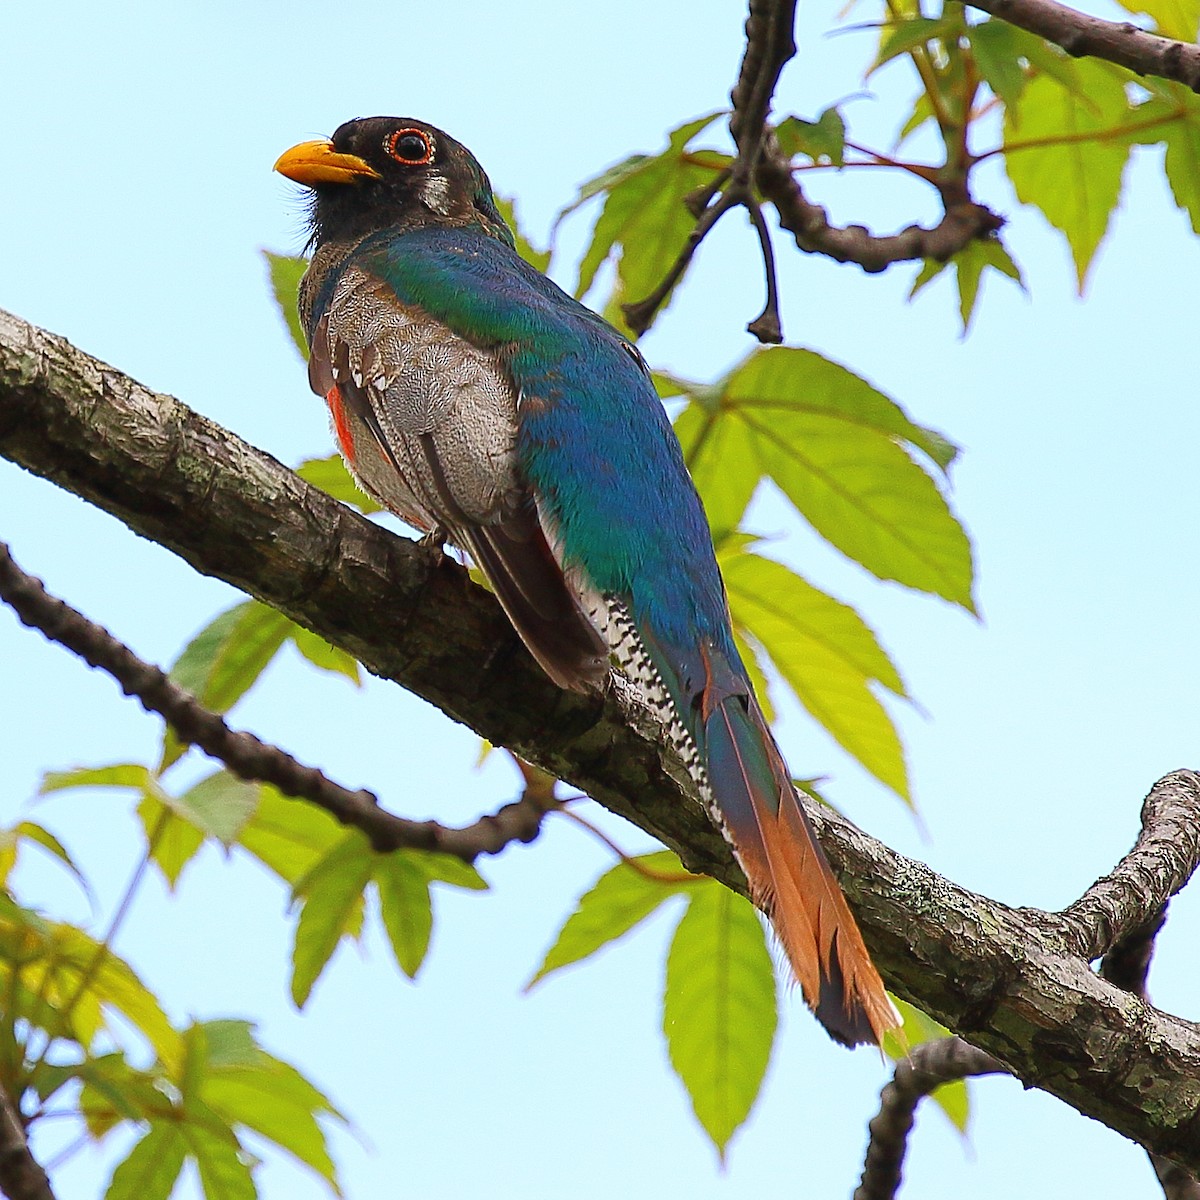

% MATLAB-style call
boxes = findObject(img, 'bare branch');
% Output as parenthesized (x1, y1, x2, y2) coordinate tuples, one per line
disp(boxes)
(855, 1038, 1007, 1200)
(6, 308, 1200, 1169)
(1061, 770, 1200, 960)
(0, 538, 556, 863)
(965, 0, 1200, 92)
(0, 1085, 55, 1200)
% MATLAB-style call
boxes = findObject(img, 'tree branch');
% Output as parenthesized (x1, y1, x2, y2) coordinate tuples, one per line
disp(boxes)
(4, 308, 1200, 1169)
(0, 538, 557, 862)
(0, 1084, 55, 1200)
(964, 0, 1200, 92)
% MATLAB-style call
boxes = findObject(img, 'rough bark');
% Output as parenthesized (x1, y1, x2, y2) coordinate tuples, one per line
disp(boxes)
(3, 308, 1200, 1171)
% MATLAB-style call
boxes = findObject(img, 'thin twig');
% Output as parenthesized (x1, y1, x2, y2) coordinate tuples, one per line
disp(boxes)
(964, 0, 1200, 92)
(854, 1037, 1007, 1200)
(0, 540, 556, 864)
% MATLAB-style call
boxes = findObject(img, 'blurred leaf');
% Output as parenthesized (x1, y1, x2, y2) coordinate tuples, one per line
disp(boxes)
(0, 821, 91, 897)
(1113, 0, 1200, 37)
(677, 348, 972, 608)
(182, 1114, 256, 1200)
(176, 772, 259, 848)
(871, 14, 958, 74)
(40, 764, 150, 795)
(883, 999, 971, 1133)
(137, 790, 205, 889)
(527, 851, 696, 989)
(721, 550, 910, 800)
(494, 195, 552, 271)
(663, 883, 776, 1159)
(1157, 91, 1200, 233)
(968, 19, 1030, 108)
(572, 112, 729, 317)
(409, 851, 489, 891)
(375, 854, 433, 979)
(264, 251, 309, 358)
(774, 108, 846, 166)
(237, 784, 345, 885)
(289, 624, 362, 685)
(291, 833, 373, 1007)
(295, 453, 381, 515)
(1003, 60, 1133, 289)
(105, 1123, 187, 1200)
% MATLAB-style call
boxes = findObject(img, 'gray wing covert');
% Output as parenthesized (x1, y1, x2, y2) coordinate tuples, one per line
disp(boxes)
(307, 264, 610, 692)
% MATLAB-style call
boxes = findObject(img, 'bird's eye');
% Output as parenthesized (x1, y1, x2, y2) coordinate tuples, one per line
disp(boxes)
(386, 129, 434, 165)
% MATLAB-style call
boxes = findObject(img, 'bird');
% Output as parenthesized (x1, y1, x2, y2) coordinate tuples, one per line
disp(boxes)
(274, 117, 900, 1046)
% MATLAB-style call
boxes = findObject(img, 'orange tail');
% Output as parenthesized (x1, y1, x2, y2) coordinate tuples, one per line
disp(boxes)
(706, 690, 900, 1046)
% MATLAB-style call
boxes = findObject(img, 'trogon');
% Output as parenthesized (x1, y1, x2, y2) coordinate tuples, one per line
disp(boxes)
(275, 117, 899, 1046)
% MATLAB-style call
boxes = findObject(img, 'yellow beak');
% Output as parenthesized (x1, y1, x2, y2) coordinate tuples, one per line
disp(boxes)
(273, 139, 382, 186)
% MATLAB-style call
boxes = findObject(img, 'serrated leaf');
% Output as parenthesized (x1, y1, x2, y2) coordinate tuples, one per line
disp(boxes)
(1162, 93, 1200, 232)
(494, 195, 551, 272)
(908, 256, 949, 300)
(375, 854, 433, 979)
(573, 112, 729, 314)
(105, 1124, 187, 1200)
(673, 397, 760, 541)
(774, 108, 846, 166)
(1003, 60, 1133, 289)
(264, 251, 309, 358)
(722, 551, 910, 799)
(289, 624, 361, 684)
(663, 883, 776, 1159)
(527, 851, 696, 989)
(552, 153, 653, 230)
(951, 238, 1027, 333)
(294, 454, 381, 515)
(679, 348, 972, 607)
(290, 833, 373, 1007)
(237, 785, 345, 885)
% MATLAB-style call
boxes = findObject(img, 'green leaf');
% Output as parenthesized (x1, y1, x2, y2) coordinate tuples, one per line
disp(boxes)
(40, 763, 150, 795)
(289, 624, 362, 684)
(673, 395, 761, 541)
(871, 14, 959, 74)
(883, 999, 971, 1133)
(375, 854, 433, 979)
(951, 238, 1026, 333)
(722, 550, 909, 799)
(182, 1113, 257, 1200)
(774, 108, 846, 166)
(527, 851, 696, 989)
(968, 19, 1030, 108)
(137, 789, 205, 889)
(1003, 59, 1134, 289)
(105, 1124, 186, 1200)
(290, 833, 374, 1007)
(0, 821, 92, 896)
(663, 883, 776, 1159)
(295, 453, 381, 515)
(573, 112, 729, 316)
(237, 784, 345, 885)
(162, 601, 293, 769)
(408, 851, 489, 891)
(1162, 93, 1200, 233)
(494, 195, 552, 272)
(680, 348, 972, 607)
(264, 251, 309, 358)
(1113, 0, 1200, 37)
(175, 772, 259, 848)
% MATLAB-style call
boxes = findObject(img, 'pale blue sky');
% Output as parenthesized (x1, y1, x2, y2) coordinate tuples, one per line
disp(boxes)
(3, 1, 1199, 1197)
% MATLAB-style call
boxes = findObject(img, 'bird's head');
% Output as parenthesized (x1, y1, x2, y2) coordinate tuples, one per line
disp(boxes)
(274, 116, 514, 250)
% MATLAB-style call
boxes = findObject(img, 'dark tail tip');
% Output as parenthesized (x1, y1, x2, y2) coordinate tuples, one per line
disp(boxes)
(815, 931, 881, 1048)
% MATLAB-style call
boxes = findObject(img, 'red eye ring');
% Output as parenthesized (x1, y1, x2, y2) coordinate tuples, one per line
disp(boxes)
(386, 128, 434, 165)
